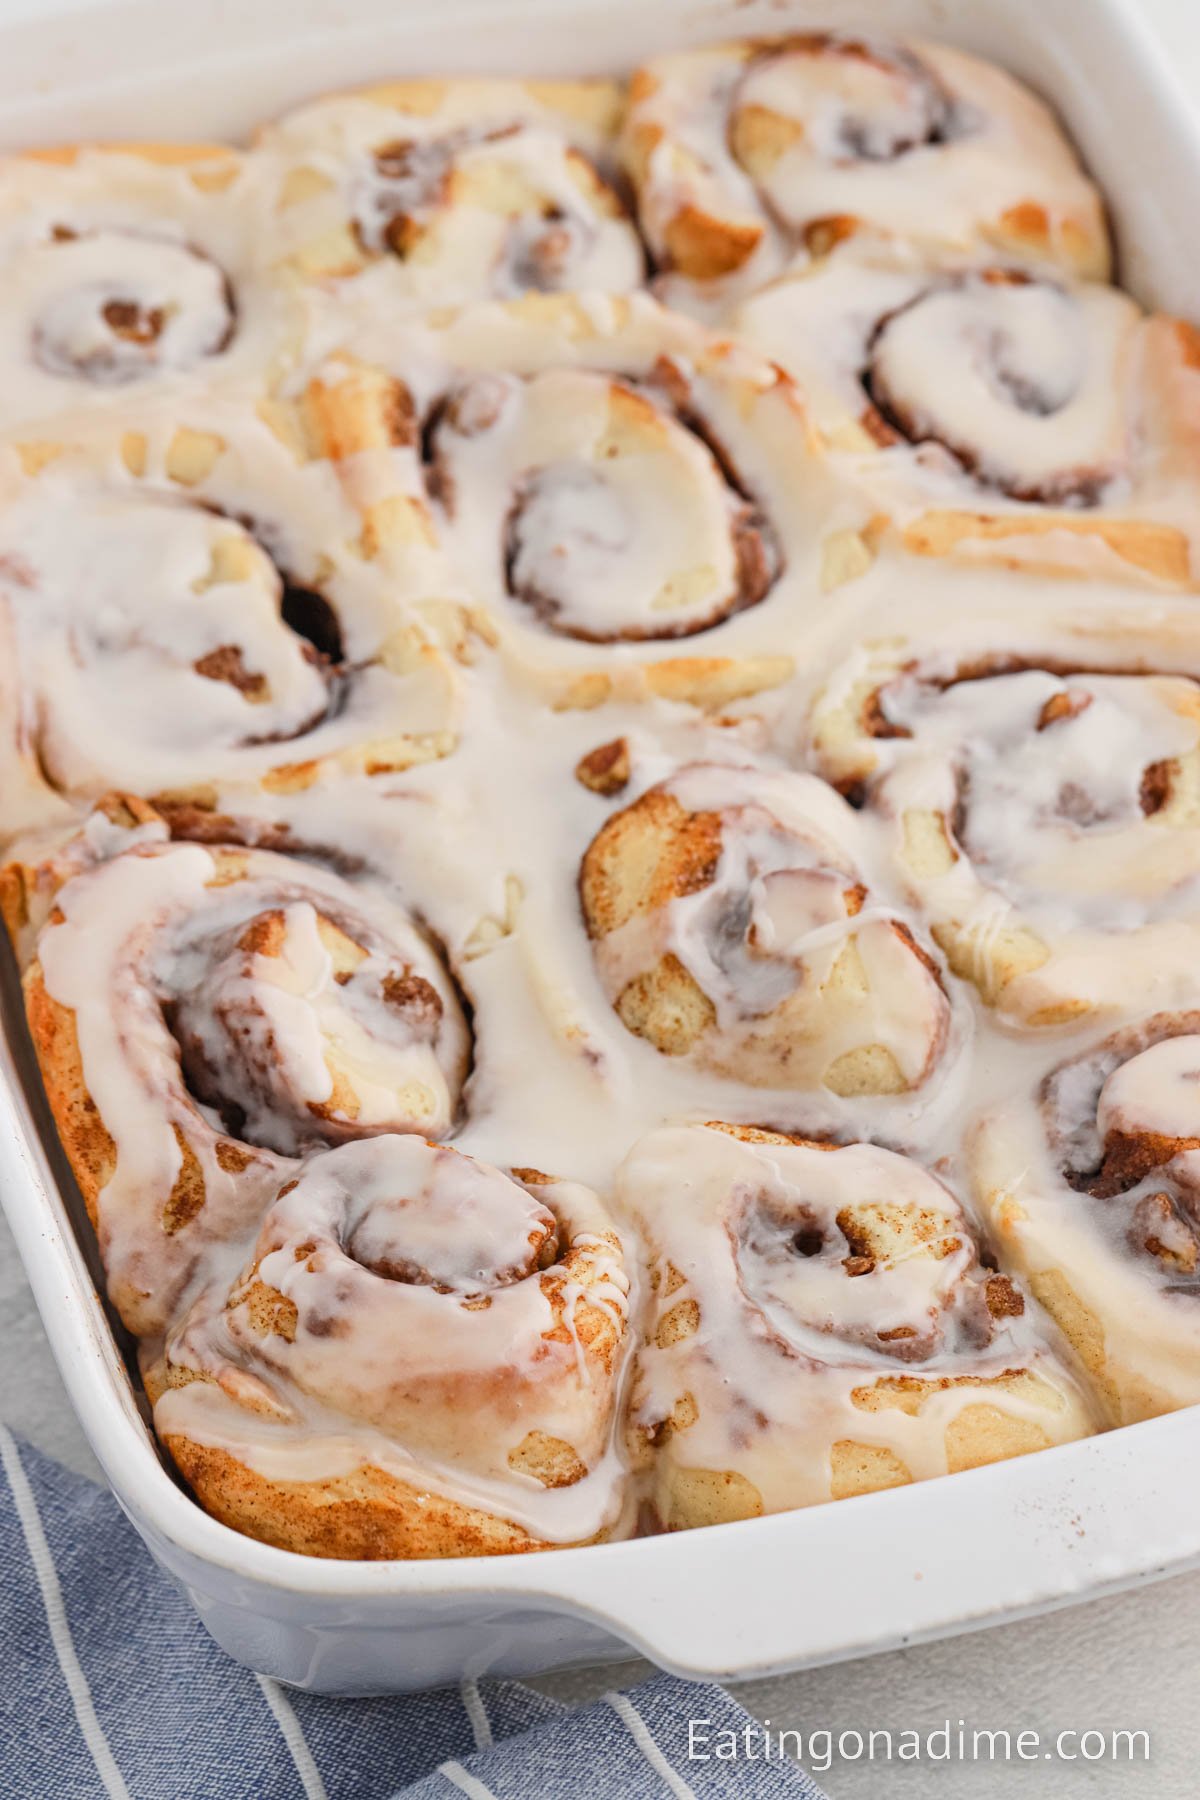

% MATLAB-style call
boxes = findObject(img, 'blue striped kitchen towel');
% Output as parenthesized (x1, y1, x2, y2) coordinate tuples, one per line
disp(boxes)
(0, 1428, 829, 1800)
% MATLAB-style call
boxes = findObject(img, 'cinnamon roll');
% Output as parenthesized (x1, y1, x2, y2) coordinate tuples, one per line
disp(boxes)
(809, 624, 1200, 1025)
(974, 1016, 1200, 1423)
(152, 1137, 633, 1557)
(579, 762, 950, 1096)
(622, 35, 1109, 304)
(255, 78, 644, 311)
(0, 144, 297, 428)
(736, 242, 1200, 585)
(331, 292, 864, 707)
(0, 363, 458, 836)
(2, 38, 1197, 1568)
(4, 807, 470, 1335)
(623, 1122, 1097, 1525)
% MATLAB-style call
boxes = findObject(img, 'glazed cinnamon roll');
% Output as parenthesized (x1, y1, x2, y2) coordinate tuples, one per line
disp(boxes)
(579, 762, 950, 1096)
(736, 242, 1200, 585)
(153, 1136, 633, 1557)
(2, 42, 1195, 1571)
(332, 292, 863, 707)
(0, 362, 458, 836)
(809, 624, 1200, 1026)
(622, 35, 1109, 303)
(974, 1016, 1200, 1423)
(3, 807, 470, 1335)
(623, 1122, 1097, 1525)
(255, 78, 644, 311)
(0, 144, 298, 428)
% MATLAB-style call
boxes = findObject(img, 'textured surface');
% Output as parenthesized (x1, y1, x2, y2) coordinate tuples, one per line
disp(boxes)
(5, 1178, 1199, 1795)
(2, 1, 1200, 1795)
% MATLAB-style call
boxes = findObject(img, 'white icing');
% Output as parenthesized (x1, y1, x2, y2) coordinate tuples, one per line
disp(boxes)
(625, 35, 1109, 307)
(740, 41, 945, 169)
(810, 634, 1200, 1023)
(36, 838, 469, 1333)
(3, 39, 1199, 1549)
(0, 146, 298, 430)
(0, 420, 462, 825)
(158, 1136, 633, 1540)
(586, 762, 952, 1092)
(309, 290, 862, 694)
(432, 367, 761, 640)
(974, 1020, 1200, 1422)
(255, 81, 644, 309)
(731, 243, 1196, 565)
(868, 278, 1133, 499)
(622, 1123, 1096, 1516)
(31, 231, 232, 384)
(1096, 1035, 1200, 1148)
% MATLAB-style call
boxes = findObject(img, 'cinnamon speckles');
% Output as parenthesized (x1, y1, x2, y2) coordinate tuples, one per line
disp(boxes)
(985, 1274, 1025, 1320)
(575, 737, 631, 796)
(32, 233, 235, 385)
(332, 99, 643, 306)
(624, 1124, 1094, 1521)
(101, 297, 165, 345)
(380, 970, 444, 1030)
(384, 380, 418, 448)
(861, 686, 911, 743)
(1140, 759, 1173, 817)
(1037, 688, 1092, 731)
(194, 645, 269, 701)
(579, 764, 950, 1095)
(154, 1136, 631, 1546)
(168, 889, 469, 1154)
(361, 135, 458, 257)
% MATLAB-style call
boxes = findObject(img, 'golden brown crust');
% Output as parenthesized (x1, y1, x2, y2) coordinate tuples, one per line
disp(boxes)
(627, 1121, 1094, 1524)
(663, 201, 763, 282)
(580, 788, 722, 939)
(23, 956, 248, 1247)
(20, 142, 238, 169)
(162, 1435, 595, 1559)
(347, 76, 625, 136)
(152, 1147, 630, 1558)
(0, 863, 30, 948)
(23, 963, 114, 1226)
(0, 54, 1153, 1563)
(901, 510, 1195, 587)
(704, 1120, 833, 1151)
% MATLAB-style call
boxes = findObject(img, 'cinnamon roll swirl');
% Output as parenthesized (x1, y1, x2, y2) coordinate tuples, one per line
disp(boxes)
(623, 1122, 1096, 1525)
(0, 143, 296, 428)
(810, 626, 1200, 1025)
(153, 1137, 633, 1557)
(3, 809, 470, 1335)
(0, 365, 458, 835)
(622, 35, 1108, 303)
(974, 1016, 1200, 1423)
(3, 36, 1197, 1569)
(255, 79, 644, 311)
(579, 762, 950, 1096)
(736, 242, 1200, 585)
(334, 292, 860, 707)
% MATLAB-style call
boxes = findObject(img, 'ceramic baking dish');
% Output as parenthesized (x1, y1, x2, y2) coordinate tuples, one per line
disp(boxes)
(4, 0, 1200, 1696)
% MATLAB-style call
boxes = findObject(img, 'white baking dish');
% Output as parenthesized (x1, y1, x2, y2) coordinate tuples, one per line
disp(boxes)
(4, 0, 1200, 1696)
